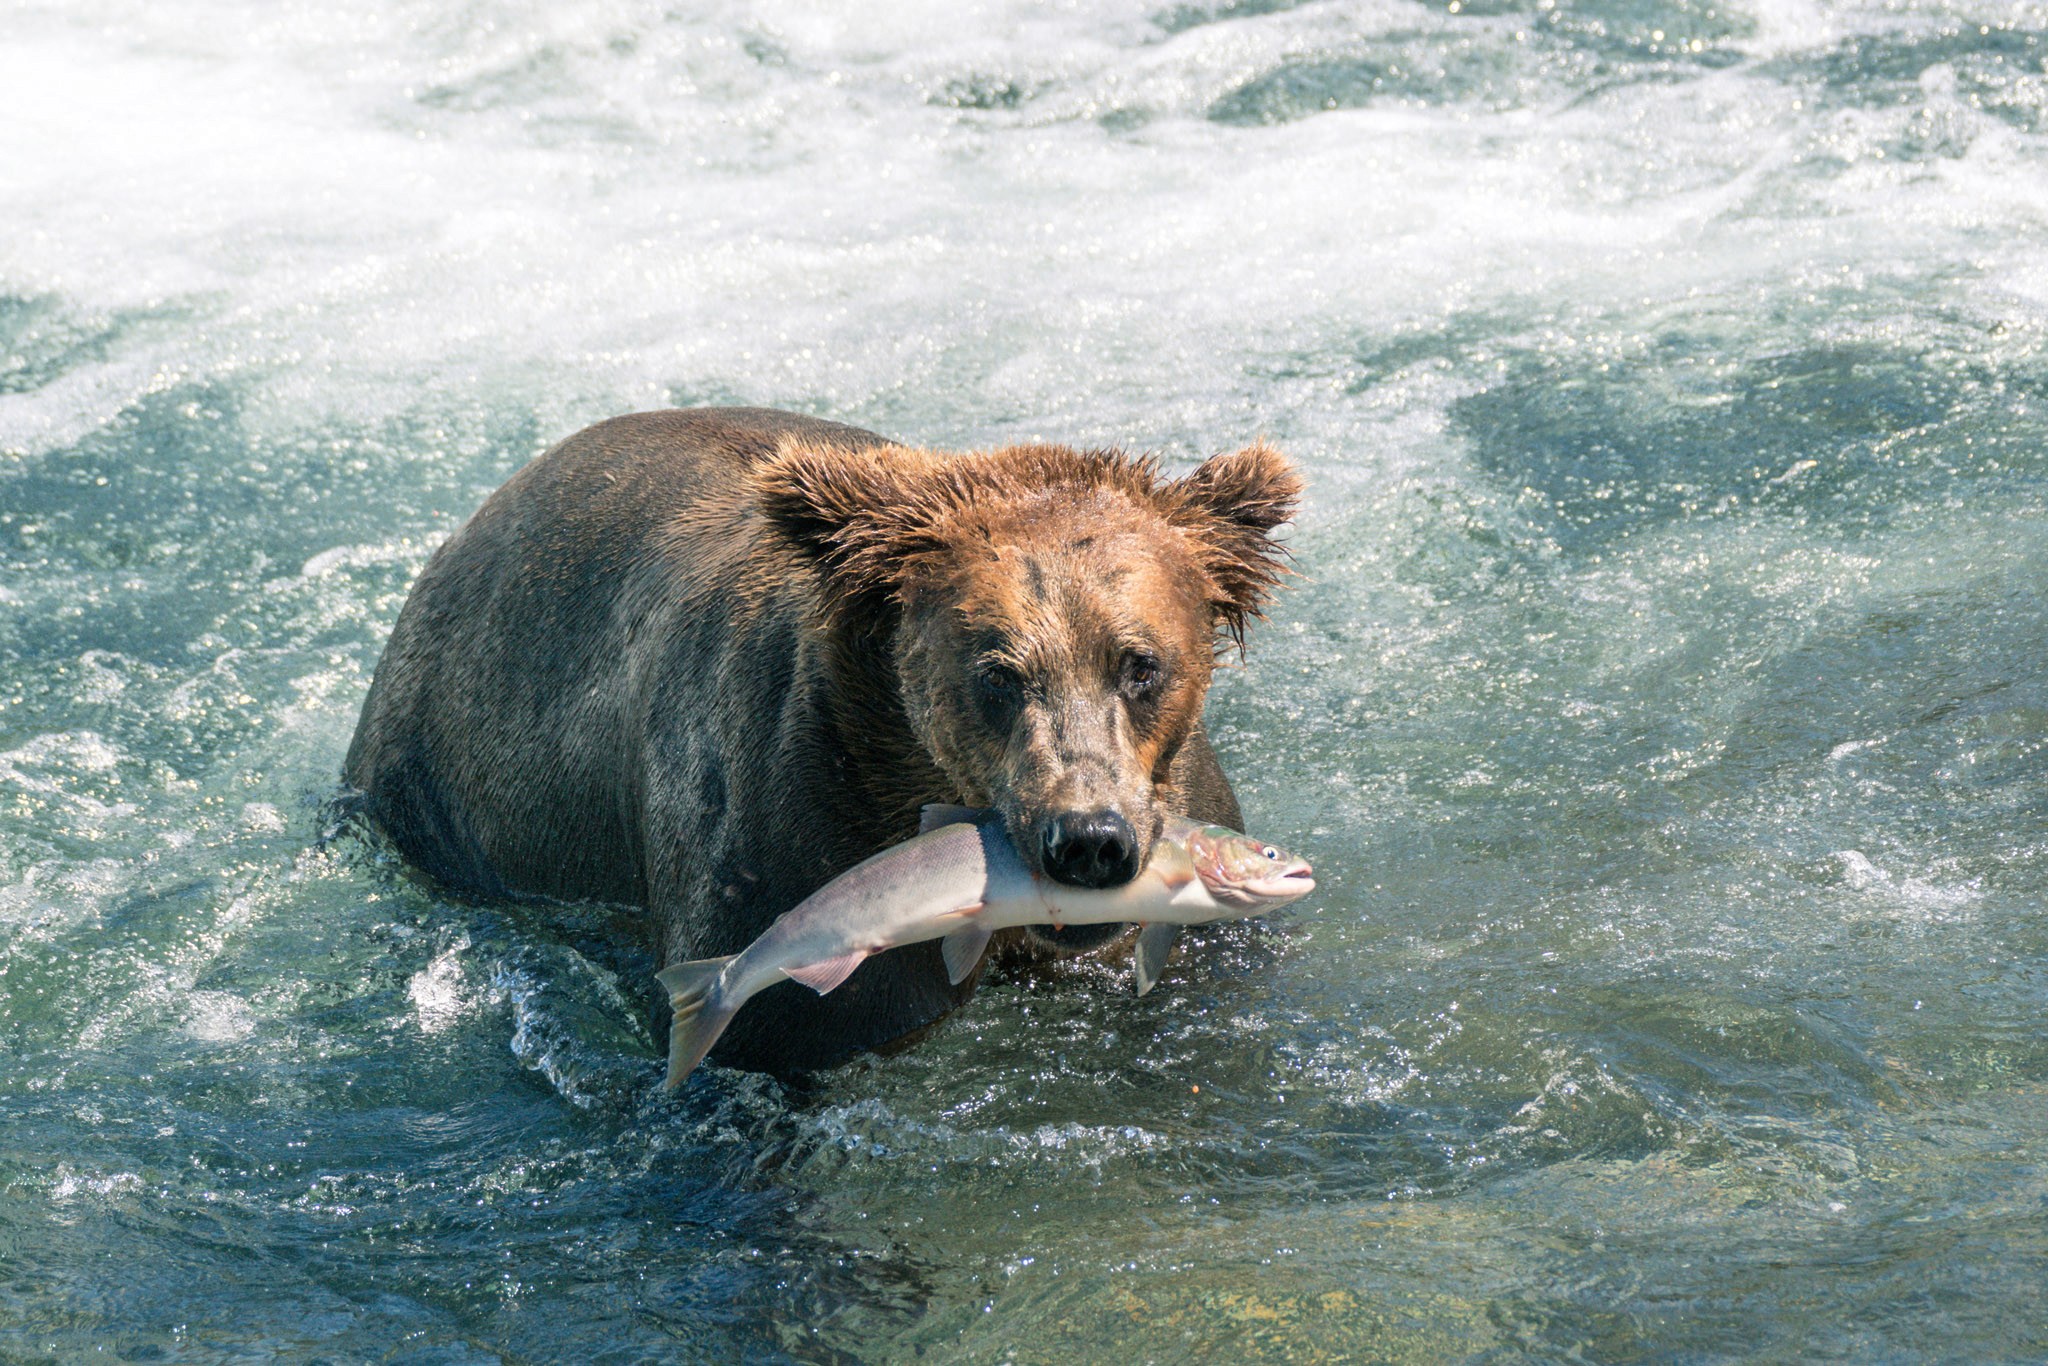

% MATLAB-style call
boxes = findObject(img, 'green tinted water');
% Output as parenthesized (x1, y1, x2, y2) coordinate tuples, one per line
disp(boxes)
(4, 0, 2048, 1360)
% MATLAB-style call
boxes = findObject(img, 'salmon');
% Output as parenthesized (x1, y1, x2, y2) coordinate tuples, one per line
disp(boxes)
(657, 805, 1313, 1088)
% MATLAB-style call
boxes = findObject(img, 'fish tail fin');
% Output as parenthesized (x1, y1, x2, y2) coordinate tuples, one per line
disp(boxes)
(656, 956, 739, 1091)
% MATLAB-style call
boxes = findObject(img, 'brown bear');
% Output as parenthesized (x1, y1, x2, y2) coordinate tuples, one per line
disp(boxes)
(343, 407, 1300, 1076)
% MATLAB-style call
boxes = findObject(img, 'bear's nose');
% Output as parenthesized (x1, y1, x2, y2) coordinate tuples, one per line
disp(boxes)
(1041, 809, 1141, 889)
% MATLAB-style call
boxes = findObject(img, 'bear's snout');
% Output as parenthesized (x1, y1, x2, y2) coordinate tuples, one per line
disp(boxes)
(1040, 808, 1142, 889)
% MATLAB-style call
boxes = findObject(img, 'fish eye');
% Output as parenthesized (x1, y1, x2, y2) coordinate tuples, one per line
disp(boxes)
(1261, 846, 1279, 860)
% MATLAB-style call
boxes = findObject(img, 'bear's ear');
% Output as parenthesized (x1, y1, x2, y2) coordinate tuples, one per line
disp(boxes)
(1165, 440, 1303, 652)
(753, 439, 953, 622)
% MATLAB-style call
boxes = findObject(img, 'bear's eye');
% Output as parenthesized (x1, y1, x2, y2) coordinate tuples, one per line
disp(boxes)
(1119, 651, 1163, 700)
(975, 662, 1023, 706)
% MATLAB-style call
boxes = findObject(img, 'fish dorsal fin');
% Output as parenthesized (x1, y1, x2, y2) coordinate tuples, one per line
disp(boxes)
(919, 803, 984, 835)
(940, 924, 993, 985)
(784, 949, 869, 995)
(1132, 922, 1179, 997)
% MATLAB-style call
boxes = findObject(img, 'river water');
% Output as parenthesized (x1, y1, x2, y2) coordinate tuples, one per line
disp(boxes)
(4, 0, 2047, 1360)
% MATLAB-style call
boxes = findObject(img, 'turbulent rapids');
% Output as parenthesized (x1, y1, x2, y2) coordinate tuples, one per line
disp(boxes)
(4, 0, 2048, 1360)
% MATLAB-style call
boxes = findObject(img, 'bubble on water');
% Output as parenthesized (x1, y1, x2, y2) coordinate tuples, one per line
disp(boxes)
(1833, 849, 1981, 921)
(490, 943, 657, 1112)
(0, 731, 123, 779)
(239, 802, 285, 834)
(0, 856, 131, 935)
(75, 888, 268, 1049)
(798, 1096, 1177, 1173)
(48, 1166, 143, 1202)
(183, 990, 258, 1044)
(408, 937, 475, 1035)
(299, 537, 441, 579)
(73, 650, 128, 704)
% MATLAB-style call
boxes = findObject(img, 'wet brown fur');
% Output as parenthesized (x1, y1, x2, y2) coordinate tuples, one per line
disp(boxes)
(344, 407, 1299, 1076)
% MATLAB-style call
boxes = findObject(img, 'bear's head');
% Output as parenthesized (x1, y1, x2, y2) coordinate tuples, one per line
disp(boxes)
(756, 436, 1300, 913)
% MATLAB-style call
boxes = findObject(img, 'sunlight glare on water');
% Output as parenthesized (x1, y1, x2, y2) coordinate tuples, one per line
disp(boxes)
(4, 0, 2048, 1359)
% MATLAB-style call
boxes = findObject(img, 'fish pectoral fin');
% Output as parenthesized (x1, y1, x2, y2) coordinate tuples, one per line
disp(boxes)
(1132, 922, 1179, 997)
(918, 802, 984, 834)
(784, 949, 870, 995)
(940, 925, 993, 985)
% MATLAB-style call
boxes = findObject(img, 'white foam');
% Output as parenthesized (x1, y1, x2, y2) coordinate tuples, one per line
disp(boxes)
(239, 802, 286, 833)
(1, 731, 122, 775)
(0, 858, 132, 942)
(300, 538, 436, 579)
(183, 990, 258, 1043)
(76, 891, 267, 1050)
(2, 0, 2038, 462)
(0, 734, 138, 839)
(48, 1165, 143, 1201)
(1835, 849, 1981, 920)
(408, 938, 474, 1034)
(806, 1095, 1175, 1169)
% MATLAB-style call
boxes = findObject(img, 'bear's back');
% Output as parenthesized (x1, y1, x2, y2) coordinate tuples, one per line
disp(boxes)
(341, 407, 891, 904)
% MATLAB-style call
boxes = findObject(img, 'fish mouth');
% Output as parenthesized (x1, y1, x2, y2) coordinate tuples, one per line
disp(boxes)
(1241, 868, 1316, 902)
